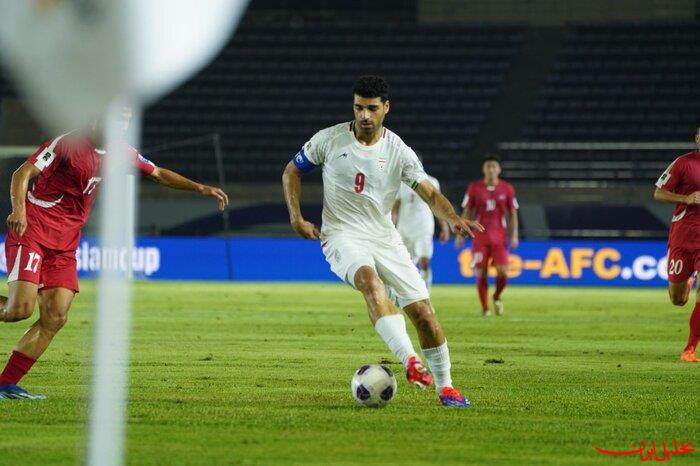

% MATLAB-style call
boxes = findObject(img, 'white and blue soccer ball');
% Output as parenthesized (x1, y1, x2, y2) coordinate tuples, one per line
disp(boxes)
(351, 364, 397, 407)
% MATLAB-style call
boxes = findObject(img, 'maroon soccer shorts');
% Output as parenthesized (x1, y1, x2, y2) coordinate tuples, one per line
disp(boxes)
(5, 233, 79, 293)
(666, 246, 700, 284)
(471, 241, 509, 269)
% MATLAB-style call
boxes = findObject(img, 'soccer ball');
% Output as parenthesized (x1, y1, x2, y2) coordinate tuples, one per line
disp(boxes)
(351, 364, 397, 407)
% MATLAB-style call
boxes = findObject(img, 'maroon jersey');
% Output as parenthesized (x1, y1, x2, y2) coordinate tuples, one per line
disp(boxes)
(16, 132, 155, 251)
(462, 179, 518, 245)
(656, 150, 700, 250)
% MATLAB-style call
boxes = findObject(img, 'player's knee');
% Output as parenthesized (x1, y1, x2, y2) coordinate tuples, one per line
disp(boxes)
(670, 294, 687, 306)
(668, 284, 689, 306)
(42, 312, 68, 333)
(41, 308, 69, 333)
(364, 280, 386, 305)
(5, 300, 34, 322)
(355, 268, 382, 293)
(408, 301, 437, 331)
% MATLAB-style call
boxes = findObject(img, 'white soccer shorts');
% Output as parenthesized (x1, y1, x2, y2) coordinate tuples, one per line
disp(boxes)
(321, 232, 429, 308)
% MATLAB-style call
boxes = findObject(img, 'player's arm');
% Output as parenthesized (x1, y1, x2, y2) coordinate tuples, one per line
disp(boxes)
(459, 189, 476, 222)
(282, 161, 320, 239)
(431, 182, 450, 243)
(149, 166, 229, 211)
(414, 179, 484, 238)
(459, 204, 473, 220)
(455, 190, 474, 247)
(653, 187, 700, 205)
(507, 187, 520, 249)
(391, 199, 401, 225)
(507, 209, 519, 249)
(7, 162, 41, 236)
(653, 158, 699, 205)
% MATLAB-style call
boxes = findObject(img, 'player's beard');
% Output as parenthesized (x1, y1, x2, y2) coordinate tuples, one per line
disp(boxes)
(359, 120, 374, 133)
(358, 120, 384, 141)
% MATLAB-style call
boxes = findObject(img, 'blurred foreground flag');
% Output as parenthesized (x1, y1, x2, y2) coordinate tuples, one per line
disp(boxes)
(0, 2, 248, 466)
(0, 0, 249, 131)
(0, 0, 125, 132)
(125, 0, 249, 104)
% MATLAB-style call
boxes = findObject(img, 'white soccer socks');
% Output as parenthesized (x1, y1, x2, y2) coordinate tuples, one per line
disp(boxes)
(422, 341, 453, 390)
(374, 314, 416, 366)
(375, 315, 454, 390)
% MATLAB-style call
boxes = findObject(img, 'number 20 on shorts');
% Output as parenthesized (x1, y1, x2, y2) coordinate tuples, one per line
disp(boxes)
(668, 258, 683, 276)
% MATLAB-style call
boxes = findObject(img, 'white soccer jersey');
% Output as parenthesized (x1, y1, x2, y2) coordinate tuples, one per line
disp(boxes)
(396, 175, 439, 238)
(294, 122, 428, 239)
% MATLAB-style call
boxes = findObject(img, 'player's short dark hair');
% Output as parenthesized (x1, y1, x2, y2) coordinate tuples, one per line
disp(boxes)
(482, 154, 502, 166)
(353, 76, 389, 102)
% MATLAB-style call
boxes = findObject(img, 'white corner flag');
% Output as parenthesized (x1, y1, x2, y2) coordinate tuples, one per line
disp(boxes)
(0, 1, 249, 465)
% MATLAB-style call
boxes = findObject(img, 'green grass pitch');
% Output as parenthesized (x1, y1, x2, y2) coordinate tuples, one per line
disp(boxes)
(0, 282, 698, 465)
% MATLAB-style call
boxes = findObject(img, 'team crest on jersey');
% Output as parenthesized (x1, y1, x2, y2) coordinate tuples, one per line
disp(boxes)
(378, 158, 387, 171)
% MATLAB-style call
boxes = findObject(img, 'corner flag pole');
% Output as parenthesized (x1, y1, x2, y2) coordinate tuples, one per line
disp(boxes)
(87, 97, 139, 466)
(126, 173, 136, 280)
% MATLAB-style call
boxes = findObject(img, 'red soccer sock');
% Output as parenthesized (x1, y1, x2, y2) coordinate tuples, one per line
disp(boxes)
(494, 275, 508, 300)
(476, 277, 489, 311)
(0, 351, 37, 386)
(683, 302, 700, 353)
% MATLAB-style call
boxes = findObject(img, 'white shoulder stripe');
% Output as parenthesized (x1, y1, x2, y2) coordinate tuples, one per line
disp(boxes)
(34, 132, 71, 171)
(671, 208, 687, 222)
(28, 191, 64, 208)
(655, 157, 681, 189)
(47, 132, 70, 152)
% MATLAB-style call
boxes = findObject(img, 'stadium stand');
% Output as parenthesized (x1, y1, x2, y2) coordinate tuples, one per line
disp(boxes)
(4, 21, 696, 186)
(523, 23, 699, 142)
(504, 23, 699, 183)
(1, 17, 696, 238)
(498, 144, 684, 182)
(141, 23, 524, 182)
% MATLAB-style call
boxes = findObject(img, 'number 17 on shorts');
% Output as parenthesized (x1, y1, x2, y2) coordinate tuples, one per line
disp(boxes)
(5, 244, 43, 284)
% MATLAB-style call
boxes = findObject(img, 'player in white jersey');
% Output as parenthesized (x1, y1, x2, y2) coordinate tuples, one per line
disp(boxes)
(282, 76, 484, 408)
(393, 172, 450, 290)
